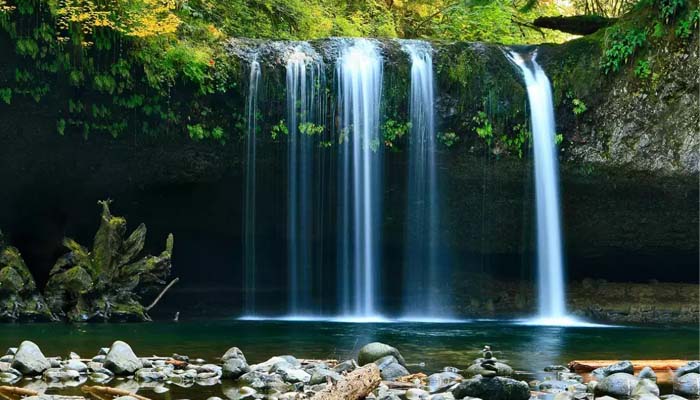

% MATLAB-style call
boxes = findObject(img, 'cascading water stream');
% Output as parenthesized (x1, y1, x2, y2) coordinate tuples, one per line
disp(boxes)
(401, 40, 450, 319)
(508, 50, 577, 326)
(243, 58, 261, 316)
(286, 47, 325, 315)
(336, 39, 383, 320)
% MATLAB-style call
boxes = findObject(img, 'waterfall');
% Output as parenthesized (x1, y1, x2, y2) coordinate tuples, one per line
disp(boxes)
(401, 40, 449, 319)
(336, 39, 383, 319)
(286, 46, 325, 315)
(508, 50, 574, 325)
(243, 58, 261, 315)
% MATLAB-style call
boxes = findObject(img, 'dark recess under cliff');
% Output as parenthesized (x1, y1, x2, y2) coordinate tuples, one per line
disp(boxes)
(0, 32, 697, 318)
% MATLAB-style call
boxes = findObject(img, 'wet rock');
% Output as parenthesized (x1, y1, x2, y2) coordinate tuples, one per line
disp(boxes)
(103, 341, 143, 375)
(92, 355, 106, 363)
(553, 393, 575, 400)
(239, 370, 291, 392)
(98, 347, 110, 356)
(113, 396, 140, 400)
(374, 355, 409, 380)
(634, 378, 660, 397)
(592, 361, 634, 380)
(429, 371, 463, 393)
(63, 359, 88, 373)
(675, 362, 700, 378)
(222, 347, 247, 362)
(0, 355, 13, 363)
(69, 352, 80, 360)
(358, 342, 406, 366)
(545, 365, 570, 372)
(674, 372, 700, 398)
(5, 348, 17, 356)
(660, 395, 689, 400)
(639, 367, 657, 382)
(223, 357, 250, 379)
(43, 367, 80, 381)
(308, 367, 342, 385)
(452, 376, 530, 400)
(595, 372, 639, 398)
(465, 362, 513, 378)
(135, 368, 168, 381)
(333, 359, 356, 373)
(278, 367, 310, 384)
(11, 341, 50, 375)
(47, 358, 61, 368)
(405, 388, 430, 399)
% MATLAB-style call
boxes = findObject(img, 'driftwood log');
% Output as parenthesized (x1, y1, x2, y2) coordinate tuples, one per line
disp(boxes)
(0, 386, 39, 400)
(533, 15, 617, 35)
(82, 386, 151, 400)
(311, 364, 381, 400)
(568, 359, 689, 372)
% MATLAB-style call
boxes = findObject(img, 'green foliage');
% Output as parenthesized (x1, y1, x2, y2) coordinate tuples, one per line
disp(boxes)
(0, 88, 11, 104)
(188, 123, 224, 141)
(555, 133, 564, 145)
(658, 0, 685, 22)
(298, 122, 324, 136)
(473, 111, 494, 146)
(499, 123, 530, 158)
(634, 59, 652, 78)
(572, 98, 587, 115)
(437, 131, 459, 148)
(675, 9, 699, 38)
(271, 120, 288, 140)
(600, 27, 647, 74)
(381, 119, 410, 148)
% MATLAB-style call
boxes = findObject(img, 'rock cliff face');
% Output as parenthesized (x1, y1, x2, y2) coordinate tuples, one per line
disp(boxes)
(0, 28, 697, 320)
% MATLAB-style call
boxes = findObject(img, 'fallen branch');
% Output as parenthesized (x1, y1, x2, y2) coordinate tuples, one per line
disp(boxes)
(311, 364, 381, 400)
(145, 277, 179, 311)
(82, 385, 151, 400)
(568, 359, 689, 373)
(0, 386, 39, 400)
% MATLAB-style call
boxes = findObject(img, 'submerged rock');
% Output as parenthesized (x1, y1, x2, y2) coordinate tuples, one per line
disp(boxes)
(452, 376, 530, 400)
(357, 342, 406, 366)
(103, 341, 143, 375)
(11, 341, 50, 375)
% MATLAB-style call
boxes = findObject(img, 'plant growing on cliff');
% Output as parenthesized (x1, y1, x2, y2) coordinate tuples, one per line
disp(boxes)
(437, 131, 459, 148)
(0, 231, 56, 322)
(44, 200, 175, 322)
(382, 119, 410, 148)
(634, 60, 652, 79)
(675, 9, 699, 38)
(499, 123, 530, 158)
(473, 111, 494, 146)
(600, 27, 647, 74)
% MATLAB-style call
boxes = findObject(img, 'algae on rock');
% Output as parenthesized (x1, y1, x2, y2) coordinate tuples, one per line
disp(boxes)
(0, 231, 56, 322)
(44, 200, 174, 322)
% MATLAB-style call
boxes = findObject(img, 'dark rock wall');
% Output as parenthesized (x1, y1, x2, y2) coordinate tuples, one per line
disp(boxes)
(0, 34, 697, 317)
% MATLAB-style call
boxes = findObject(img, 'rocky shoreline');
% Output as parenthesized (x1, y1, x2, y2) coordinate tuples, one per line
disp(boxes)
(0, 340, 698, 400)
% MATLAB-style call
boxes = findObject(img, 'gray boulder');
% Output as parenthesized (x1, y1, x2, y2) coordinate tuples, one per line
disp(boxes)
(333, 360, 355, 373)
(223, 357, 250, 379)
(357, 342, 406, 366)
(674, 372, 700, 398)
(452, 376, 530, 400)
(43, 368, 80, 381)
(675, 362, 700, 378)
(593, 361, 635, 380)
(103, 341, 142, 375)
(639, 367, 657, 382)
(309, 367, 342, 385)
(63, 359, 88, 373)
(596, 372, 640, 398)
(221, 347, 247, 363)
(661, 395, 689, 400)
(428, 371, 463, 393)
(11, 341, 50, 375)
(634, 378, 660, 397)
(465, 362, 513, 378)
(374, 355, 409, 380)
